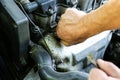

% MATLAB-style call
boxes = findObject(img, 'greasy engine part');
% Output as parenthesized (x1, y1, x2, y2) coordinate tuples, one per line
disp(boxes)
(87, 54, 98, 67)
(29, 42, 88, 80)
(38, 31, 112, 73)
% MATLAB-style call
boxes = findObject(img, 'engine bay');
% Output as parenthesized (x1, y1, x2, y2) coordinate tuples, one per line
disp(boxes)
(0, 0, 120, 80)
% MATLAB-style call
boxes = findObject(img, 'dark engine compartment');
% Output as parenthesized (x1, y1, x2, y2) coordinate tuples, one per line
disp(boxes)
(0, 0, 120, 80)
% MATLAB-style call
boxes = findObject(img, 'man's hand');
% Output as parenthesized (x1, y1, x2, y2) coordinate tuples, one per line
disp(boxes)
(56, 8, 87, 45)
(89, 59, 120, 80)
(57, 0, 120, 46)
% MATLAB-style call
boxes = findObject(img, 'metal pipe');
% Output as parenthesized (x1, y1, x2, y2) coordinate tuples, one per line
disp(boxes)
(29, 43, 88, 80)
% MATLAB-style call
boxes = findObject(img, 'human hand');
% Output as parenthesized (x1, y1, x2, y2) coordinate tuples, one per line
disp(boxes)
(56, 8, 87, 46)
(89, 59, 120, 80)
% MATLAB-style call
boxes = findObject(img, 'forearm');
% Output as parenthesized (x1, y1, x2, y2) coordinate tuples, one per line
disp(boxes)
(78, 0, 120, 37)
(56, 0, 120, 45)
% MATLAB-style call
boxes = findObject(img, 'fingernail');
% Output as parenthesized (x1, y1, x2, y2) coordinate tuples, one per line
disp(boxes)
(97, 59, 104, 64)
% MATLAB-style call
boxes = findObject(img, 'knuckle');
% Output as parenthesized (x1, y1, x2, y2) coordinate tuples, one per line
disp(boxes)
(65, 8, 75, 14)
(66, 8, 72, 12)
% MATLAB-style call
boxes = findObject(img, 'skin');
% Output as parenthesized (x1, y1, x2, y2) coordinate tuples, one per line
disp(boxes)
(89, 59, 120, 80)
(57, 0, 120, 45)
(56, 0, 120, 79)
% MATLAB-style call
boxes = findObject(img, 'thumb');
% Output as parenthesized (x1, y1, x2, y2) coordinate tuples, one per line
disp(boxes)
(89, 68, 108, 80)
(97, 59, 120, 78)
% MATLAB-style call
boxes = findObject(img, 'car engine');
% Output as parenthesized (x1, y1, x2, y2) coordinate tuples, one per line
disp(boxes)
(0, 0, 120, 80)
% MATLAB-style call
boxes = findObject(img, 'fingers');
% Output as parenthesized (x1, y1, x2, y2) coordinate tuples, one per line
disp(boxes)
(56, 8, 87, 45)
(65, 8, 86, 16)
(97, 59, 120, 78)
(61, 8, 86, 24)
(89, 68, 108, 80)
(89, 68, 120, 80)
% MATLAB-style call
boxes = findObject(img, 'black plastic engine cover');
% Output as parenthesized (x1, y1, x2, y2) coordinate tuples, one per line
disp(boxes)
(0, 0, 30, 62)
(0, 1, 30, 79)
